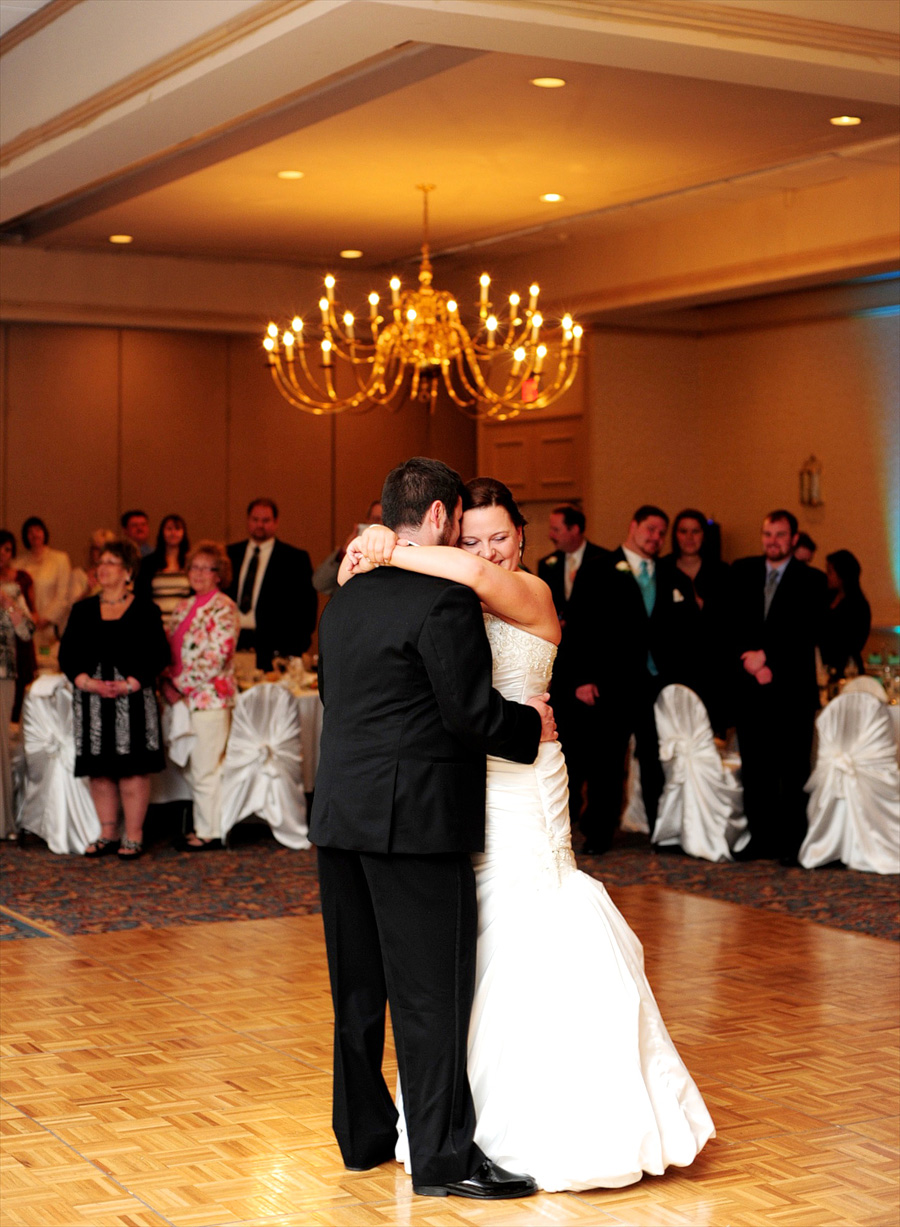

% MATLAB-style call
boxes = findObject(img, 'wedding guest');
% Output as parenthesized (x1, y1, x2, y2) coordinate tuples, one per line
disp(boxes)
(657, 509, 731, 735)
(69, 528, 117, 604)
(21, 516, 72, 667)
(313, 500, 383, 598)
(793, 532, 817, 564)
(226, 498, 316, 670)
(0, 530, 37, 721)
(537, 506, 608, 826)
(730, 510, 822, 864)
(161, 542, 240, 849)
(820, 549, 871, 680)
(0, 557, 34, 837)
(121, 509, 153, 559)
(59, 539, 170, 859)
(569, 505, 674, 851)
(137, 514, 192, 615)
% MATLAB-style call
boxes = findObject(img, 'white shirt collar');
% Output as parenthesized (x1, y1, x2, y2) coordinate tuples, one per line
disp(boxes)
(622, 545, 654, 577)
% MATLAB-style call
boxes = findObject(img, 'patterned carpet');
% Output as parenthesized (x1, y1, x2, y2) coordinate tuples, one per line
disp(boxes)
(1, 812, 897, 941)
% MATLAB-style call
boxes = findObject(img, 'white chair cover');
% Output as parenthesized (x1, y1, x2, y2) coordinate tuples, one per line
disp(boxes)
(800, 693, 900, 874)
(220, 685, 309, 849)
(652, 684, 749, 862)
(17, 673, 101, 855)
(842, 675, 888, 703)
(149, 701, 194, 806)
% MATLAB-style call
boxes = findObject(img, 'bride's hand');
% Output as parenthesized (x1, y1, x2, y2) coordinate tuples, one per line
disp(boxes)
(359, 524, 398, 566)
(338, 539, 377, 585)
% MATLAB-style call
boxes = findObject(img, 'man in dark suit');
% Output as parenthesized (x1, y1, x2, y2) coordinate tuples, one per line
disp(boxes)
(226, 498, 317, 671)
(537, 506, 608, 827)
(730, 509, 822, 863)
(310, 457, 551, 1200)
(568, 505, 676, 852)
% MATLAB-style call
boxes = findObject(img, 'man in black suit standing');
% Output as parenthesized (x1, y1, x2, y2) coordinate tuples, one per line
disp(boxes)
(226, 498, 317, 671)
(310, 457, 550, 1200)
(538, 506, 608, 827)
(569, 505, 676, 852)
(730, 509, 822, 864)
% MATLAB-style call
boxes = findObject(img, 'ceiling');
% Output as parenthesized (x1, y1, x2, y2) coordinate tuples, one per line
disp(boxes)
(1, 0, 898, 276)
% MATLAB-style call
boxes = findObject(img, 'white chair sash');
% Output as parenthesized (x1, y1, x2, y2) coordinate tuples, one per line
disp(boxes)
(220, 685, 309, 849)
(652, 684, 749, 862)
(161, 699, 196, 767)
(800, 693, 900, 874)
(17, 674, 101, 855)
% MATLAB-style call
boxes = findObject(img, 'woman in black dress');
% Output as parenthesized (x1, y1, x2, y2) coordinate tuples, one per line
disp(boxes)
(59, 539, 170, 858)
(657, 509, 731, 736)
(820, 549, 871, 679)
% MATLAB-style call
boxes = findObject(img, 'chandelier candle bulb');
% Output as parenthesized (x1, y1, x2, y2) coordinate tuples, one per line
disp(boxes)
(319, 297, 329, 326)
(573, 325, 583, 352)
(324, 275, 336, 304)
(343, 312, 355, 340)
(321, 339, 332, 366)
(390, 277, 401, 306)
(368, 292, 379, 319)
(531, 313, 543, 343)
(535, 344, 548, 374)
(529, 284, 540, 312)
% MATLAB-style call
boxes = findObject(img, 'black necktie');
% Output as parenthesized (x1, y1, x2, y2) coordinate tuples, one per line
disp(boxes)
(239, 546, 260, 613)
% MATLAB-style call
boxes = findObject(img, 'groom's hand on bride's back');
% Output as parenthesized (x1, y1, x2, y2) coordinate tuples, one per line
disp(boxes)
(526, 693, 557, 742)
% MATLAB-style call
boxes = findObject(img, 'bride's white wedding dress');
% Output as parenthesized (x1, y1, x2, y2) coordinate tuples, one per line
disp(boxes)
(397, 614, 715, 1192)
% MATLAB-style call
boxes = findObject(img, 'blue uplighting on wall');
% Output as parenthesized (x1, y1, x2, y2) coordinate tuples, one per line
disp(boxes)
(851, 305, 900, 319)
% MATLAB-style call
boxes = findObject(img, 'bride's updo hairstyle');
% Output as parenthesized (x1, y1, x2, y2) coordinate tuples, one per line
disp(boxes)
(464, 477, 528, 553)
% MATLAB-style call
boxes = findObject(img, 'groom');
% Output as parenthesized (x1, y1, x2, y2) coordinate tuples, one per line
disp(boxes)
(311, 457, 552, 1199)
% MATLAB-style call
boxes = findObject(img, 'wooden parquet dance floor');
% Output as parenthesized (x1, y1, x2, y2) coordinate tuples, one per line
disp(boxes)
(1, 886, 897, 1227)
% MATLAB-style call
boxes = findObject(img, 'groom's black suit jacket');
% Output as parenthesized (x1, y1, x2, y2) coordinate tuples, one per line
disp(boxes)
(310, 567, 541, 854)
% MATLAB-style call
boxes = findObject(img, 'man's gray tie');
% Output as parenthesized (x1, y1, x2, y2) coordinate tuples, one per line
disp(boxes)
(764, 567, 779, 618)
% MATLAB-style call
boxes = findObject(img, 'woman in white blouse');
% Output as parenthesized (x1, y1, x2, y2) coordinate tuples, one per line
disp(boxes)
(20, 516, 72, 667)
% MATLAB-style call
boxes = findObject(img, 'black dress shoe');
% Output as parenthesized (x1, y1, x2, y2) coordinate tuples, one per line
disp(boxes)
(414, 1158, 538, 1199)
(778, 855, 800, 868)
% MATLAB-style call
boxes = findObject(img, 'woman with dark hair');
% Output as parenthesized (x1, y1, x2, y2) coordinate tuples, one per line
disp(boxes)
(0, 529, 37, 721)
(340, 477, 714, 1193)
(21, 515, 72, 666)
(59, 539, 170, 858)
(136, 514, 192, 616)
(657, 508, 731, 735)
(820, 549, 871, 679)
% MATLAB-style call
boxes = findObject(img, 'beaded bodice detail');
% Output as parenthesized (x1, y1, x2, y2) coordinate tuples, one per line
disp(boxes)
(483, 614, 556, 701)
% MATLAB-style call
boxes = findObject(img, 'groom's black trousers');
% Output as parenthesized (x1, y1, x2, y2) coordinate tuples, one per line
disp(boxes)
(317, 846, 486, 1185)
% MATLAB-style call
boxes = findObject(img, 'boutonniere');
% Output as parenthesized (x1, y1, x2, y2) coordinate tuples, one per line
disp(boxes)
(545, 555, 559, 566)
(673, 589, 685, 603)
(615, 560, 631, 573)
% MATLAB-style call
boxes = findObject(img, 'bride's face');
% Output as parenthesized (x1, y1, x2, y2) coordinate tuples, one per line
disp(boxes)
(459, 505, 522, 571)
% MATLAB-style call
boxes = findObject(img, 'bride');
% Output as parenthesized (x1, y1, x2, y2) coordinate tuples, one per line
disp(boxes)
(342, 477, 714, 1193)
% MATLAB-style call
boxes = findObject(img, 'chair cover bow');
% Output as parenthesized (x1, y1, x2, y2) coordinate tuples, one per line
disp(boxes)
(220, 685, 309, 849)
(800, 693, 899, 873)
(652, 685, 748, 862)
(17, 674, 100, 854)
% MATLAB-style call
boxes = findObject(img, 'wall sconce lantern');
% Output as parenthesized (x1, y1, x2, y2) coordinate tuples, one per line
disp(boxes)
(799, 455, 823, 507)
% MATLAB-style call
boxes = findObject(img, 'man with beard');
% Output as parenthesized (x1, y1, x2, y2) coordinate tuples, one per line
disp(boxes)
(730, 510, 822, 864)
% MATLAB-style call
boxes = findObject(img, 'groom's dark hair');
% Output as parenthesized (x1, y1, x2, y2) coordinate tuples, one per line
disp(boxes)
(381, 457, 466, 532)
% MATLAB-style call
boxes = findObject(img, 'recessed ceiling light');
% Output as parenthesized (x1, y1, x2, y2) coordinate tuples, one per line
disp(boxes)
(277, 170, 305, 179)
(108, 234, 133, 244)
(340, 249, 364, 259)
(531, 76, 566, 88)
(830, 115, 862, 126)
(539, 193, 564, 203)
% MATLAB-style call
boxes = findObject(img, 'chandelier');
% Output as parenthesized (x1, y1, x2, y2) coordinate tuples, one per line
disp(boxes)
(262, 185, 582, 419)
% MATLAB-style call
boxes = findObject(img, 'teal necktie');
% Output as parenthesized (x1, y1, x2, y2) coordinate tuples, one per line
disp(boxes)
(637, 560, 658, 675)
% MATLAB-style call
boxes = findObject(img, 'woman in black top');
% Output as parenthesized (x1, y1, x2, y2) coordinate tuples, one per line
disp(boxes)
(657, 509, 731, 736)
(820, 550, 871, 679)
(59, 539, 170, 858)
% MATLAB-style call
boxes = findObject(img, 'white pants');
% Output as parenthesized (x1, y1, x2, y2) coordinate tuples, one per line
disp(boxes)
(185, 708, 231, 839)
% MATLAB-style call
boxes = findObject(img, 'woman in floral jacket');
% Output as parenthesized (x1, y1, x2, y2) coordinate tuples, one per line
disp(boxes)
(162, 541, 240, 849)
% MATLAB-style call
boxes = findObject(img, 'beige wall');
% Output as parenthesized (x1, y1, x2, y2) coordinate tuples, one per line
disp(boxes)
(1, 322, 476, 583)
